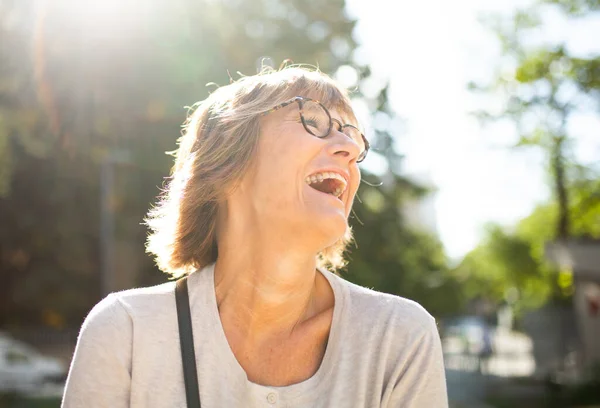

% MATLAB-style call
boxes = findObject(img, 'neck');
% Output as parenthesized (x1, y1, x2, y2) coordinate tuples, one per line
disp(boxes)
(214, 240, 321, 342)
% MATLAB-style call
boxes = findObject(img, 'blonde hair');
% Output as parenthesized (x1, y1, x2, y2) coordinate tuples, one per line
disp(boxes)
(145, 66, 357, 279)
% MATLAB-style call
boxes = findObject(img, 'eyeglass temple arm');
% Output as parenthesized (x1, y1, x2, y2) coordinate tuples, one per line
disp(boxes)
(261, 97, 304, 116)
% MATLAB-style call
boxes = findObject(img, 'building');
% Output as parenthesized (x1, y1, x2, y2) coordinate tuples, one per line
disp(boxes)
(545, 239, 600, 375)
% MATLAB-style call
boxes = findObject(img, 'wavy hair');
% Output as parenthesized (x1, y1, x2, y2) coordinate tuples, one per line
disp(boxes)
(145, 66, 358, 278)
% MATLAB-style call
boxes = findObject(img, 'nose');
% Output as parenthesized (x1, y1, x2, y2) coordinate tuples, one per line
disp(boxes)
(325, 129, 362, 163)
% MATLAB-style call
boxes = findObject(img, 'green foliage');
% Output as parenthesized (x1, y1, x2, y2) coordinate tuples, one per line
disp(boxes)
(453, 176, 600, 313)
(466, 0, 600, 308)
(472, 0, 599, 243)
(510, 46, 600, 94)
(543, 0, 600, 14)
(0, 393, 60, 408)
(454, 224, 552, 313)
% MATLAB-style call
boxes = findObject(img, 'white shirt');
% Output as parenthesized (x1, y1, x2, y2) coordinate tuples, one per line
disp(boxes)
(62, 264, 448, 407)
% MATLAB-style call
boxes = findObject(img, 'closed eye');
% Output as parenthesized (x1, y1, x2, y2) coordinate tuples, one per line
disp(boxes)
(304, 116, 323, 129)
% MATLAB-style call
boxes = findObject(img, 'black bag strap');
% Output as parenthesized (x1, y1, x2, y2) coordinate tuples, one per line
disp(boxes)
(175, 276, 201, 408)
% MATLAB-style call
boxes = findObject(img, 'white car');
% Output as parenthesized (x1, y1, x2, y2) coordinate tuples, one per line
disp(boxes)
(0, 331, 67, 394)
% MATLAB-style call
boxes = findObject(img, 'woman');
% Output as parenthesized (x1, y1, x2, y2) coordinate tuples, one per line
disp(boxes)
(62, 66, 448, 407)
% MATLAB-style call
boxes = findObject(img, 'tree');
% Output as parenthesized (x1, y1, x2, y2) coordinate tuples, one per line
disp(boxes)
(471, 0, 600, 240)
(460, 0, 600, 315)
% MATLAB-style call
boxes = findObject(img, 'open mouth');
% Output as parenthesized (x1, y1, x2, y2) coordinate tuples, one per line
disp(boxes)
(305, 171, 347, 199)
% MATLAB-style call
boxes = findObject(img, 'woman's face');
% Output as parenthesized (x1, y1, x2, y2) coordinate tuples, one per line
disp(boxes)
(230, 98, 362, 250)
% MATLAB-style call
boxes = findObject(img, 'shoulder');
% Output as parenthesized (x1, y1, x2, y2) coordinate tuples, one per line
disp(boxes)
(329, 273, 439, 345)
(80, 280, 176, 336)
(337, 274, 435, 327)
(329, 274, 445, 388)
(109, 280, 176, 316)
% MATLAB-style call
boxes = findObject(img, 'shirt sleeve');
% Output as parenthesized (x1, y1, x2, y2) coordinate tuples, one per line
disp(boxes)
(386, 316, 449, 408)
(62, 293, 133, 408)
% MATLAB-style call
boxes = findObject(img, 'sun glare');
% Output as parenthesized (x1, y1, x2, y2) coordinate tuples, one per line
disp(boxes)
(41, 0, 150, 34)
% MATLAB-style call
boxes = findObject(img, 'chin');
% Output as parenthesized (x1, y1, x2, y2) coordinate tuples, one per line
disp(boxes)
(310, 216, 348, 249)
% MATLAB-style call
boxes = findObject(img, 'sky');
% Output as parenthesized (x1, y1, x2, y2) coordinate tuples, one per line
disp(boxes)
(344, 0, 600, 261)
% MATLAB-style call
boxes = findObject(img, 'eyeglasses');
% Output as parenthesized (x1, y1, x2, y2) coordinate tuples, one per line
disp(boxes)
(261, 96, 369, 163)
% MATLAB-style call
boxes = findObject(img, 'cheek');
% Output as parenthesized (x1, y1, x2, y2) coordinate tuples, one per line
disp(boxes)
(257, 127, 317, 179)
(251, 149, 300, 203)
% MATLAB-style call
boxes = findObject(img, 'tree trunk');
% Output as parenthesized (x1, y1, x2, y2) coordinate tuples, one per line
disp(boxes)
(552, 135, 570, 240)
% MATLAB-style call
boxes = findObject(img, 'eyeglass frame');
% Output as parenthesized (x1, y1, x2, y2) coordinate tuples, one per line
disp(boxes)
(260, 96, 370, 163)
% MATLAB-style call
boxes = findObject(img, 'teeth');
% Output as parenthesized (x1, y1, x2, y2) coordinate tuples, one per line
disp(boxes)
(305, 171, 348, 198)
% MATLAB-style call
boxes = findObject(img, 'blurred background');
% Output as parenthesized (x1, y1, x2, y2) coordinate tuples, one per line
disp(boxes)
(0, 0, 599, 406)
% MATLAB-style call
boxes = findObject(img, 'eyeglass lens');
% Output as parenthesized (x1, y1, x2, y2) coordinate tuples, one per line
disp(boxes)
(300, 100, 366, 155)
